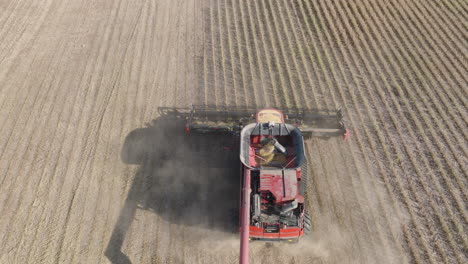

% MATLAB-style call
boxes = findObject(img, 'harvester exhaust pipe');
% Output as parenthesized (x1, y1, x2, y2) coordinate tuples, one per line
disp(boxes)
(240, 168, 251, 264)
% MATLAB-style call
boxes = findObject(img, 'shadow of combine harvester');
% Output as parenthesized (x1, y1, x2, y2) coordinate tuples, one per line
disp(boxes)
(105, 109, 240, 264)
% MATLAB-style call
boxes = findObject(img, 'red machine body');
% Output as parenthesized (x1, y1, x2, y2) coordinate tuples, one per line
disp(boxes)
(244, 169, 306, 240)
(239, 109, 308, 255)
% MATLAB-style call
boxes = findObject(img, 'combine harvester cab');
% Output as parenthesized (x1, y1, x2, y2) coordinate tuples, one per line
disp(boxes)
(239, 109, 307, 243)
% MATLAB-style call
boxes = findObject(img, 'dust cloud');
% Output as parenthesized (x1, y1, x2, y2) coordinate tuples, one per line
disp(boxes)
(106, 112, 240, 263)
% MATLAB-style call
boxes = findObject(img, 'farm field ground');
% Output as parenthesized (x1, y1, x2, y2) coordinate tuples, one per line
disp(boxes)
(0, 0, 466, 263)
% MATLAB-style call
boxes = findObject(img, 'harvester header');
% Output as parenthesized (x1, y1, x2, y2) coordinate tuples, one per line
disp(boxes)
(158, 105, 348, 140)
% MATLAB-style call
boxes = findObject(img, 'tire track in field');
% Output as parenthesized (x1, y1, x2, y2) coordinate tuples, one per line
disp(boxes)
(70, 2, 151, 263)
(0, 0, 38, 64)
(136, 1, 184, 262)
(52, 3, 145, 261)
(0, 0, 65, 169)
(105, 1, 200, 263)
(0, 0, 57, 85)
(0, 0, 23, 29)
(0, 0, 74, 250)
(0, 0, 33, 57)
(98, 0, 157, 261)
(1, 0, 115, 260)
(0, 0, 200, 263)
(23, 0, 136, 261)
(100, 7, 147, 263)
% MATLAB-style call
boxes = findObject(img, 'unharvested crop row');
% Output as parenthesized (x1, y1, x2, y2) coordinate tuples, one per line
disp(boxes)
(379, 0, 468, 159)
(278, 1, 406, 262)
(352, 0, 468, 239)
(251, 0, 294, 108)
(198, 0, 467, 263)
(425, 0, 468, 57)
(299, 1, 426, 262)
(0, 0, 40, 63)
(278, 2, 392, 262)
(294, 1, 421, 262)
(405, 0, 467, 77)
(298, 0, 434, 262)
(323, 1, 465, 262)
(366, 0, 468, 241)
(387, 0, 468, 128)
(242, 1, 277, 107)
(226, 0, 253, 106)
(249, 0, 289, 108)
(369, 0, 468, 225)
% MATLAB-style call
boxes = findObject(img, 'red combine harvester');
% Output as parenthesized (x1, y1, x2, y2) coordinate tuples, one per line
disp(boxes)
(159, 106, 348, 264)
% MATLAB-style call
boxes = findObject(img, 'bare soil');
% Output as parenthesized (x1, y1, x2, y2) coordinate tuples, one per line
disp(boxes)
(0, 0, 466, 263)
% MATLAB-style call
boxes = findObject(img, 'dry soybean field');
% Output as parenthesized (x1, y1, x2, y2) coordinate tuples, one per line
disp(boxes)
(0, 0, 467, 263)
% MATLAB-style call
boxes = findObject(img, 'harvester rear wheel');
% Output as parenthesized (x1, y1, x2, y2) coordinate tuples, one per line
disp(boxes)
(300, 161, 312, 235)
(299, 161, 309, 194)
(304, 213, 312, 235)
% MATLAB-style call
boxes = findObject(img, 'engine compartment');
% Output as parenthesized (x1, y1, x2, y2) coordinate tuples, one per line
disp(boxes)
(250, 170, 305, 229)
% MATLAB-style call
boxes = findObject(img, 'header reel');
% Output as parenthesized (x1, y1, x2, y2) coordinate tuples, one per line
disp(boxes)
(158, 105, 349, 140)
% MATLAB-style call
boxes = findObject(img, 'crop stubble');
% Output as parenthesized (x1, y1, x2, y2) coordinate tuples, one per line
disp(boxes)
(0, 0, 466, 263)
